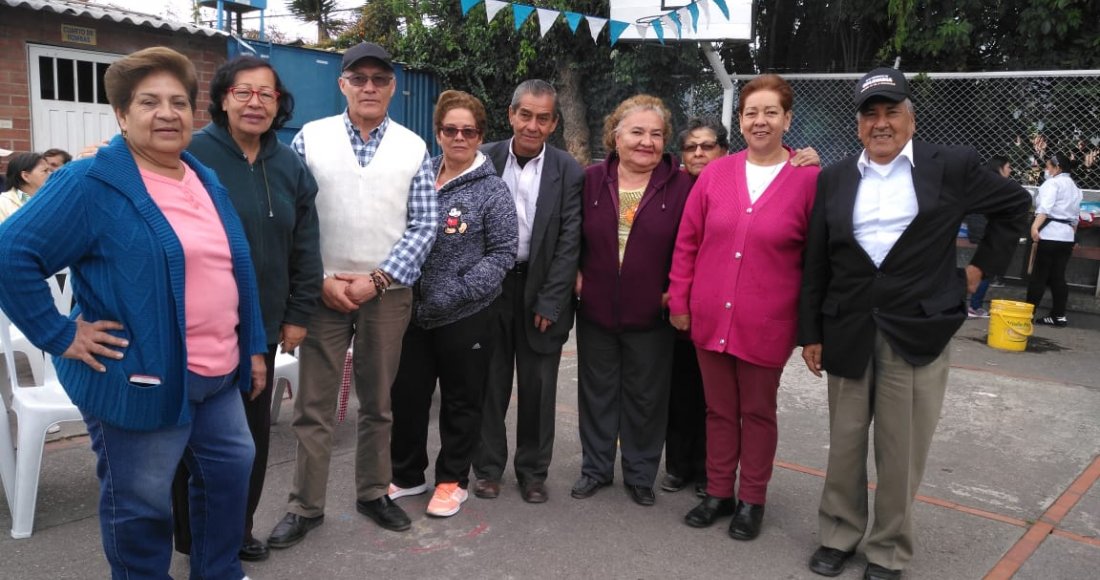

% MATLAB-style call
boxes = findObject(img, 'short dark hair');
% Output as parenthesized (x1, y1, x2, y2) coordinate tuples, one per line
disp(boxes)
(208, 56, 295, 132)
(433, 90, 488, 137)
(104, 46, 198, 113)
(678, 117, 730, 151)
(42, 148, 72, 164)
(986, 155, 1009, 174)
(5, 152, 45, 191)
(1048, 151, 1077, 174)
(738, 74, 794, 114)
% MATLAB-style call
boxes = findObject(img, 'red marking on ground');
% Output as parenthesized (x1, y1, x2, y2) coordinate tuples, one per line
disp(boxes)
(1050, 529, 1100, 549)
(465, 521, 490, 538)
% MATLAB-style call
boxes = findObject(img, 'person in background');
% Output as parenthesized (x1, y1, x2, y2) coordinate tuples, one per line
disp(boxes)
(669, 76, 820, 542)
(0, 147, 11, 191)
(42, 148, 73, 171)
(0, 46, 266, 580)
(1, 152, 52, 222)
(1027, 152, 1083, 327)
(473, 79, 583, 504)
(267, 41, 437, 549)
(799, 68, 1029, 580)
(966, 155, 1012, 318)
(389, 90, 517, 518)
(661, 118, 730, 498)
(571, 94, 694, 507)
(172, 55, 322, 563)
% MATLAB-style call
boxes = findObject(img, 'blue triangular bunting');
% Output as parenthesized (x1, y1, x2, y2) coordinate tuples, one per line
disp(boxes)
(564, 11, 583, 33)
(609, 20, 628, 46)
(686, 3, 700, 32)
(512, 4, 535, 30)
(460, 0, 483, 16)
(713, 0, 730, 20)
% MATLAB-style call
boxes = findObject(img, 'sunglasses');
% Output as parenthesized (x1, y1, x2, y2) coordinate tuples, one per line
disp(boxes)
(440, 126, 480, 140)
(342, 73, 394, 88)
(682, 141, 719, 154)
(228, 86, 280, 105)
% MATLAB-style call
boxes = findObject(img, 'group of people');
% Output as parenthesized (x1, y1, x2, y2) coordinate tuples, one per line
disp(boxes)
(0, 40, 1058, 580)
(0, 148, 70, 222)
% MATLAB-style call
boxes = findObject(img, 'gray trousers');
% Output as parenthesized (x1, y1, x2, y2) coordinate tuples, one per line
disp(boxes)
(576, 317, 675, 487)
(287, 288, 412, 516)
(819, 330, 949, 570)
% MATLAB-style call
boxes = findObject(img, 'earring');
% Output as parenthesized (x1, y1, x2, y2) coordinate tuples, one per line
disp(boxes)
(121, 130, 128, 139)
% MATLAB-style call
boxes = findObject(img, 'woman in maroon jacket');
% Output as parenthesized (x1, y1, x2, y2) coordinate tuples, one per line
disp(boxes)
(570, 95, 694, 506)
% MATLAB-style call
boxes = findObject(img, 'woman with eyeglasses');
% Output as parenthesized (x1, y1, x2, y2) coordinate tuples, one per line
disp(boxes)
(171, 55, 322, 562)
(1026, 151, 1083, 327)
(668, 74, 820, 541)
(388, 90, 516, 518)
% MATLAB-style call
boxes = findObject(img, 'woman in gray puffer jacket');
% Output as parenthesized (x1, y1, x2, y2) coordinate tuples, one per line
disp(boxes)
(390, 90, 518, 518)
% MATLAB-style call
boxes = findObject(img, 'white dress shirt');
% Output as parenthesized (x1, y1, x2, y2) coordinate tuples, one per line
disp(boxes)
(501, 138, 546, 262)
(853, 140, 919, 267)
(1034, 172, 1082, 243)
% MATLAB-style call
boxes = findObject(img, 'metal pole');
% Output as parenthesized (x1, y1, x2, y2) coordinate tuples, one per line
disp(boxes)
(216, 0, 224, 32)
(702, 43, 734, 136)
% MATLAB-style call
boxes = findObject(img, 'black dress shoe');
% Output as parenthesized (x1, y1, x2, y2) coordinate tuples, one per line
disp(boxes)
(693, 479, 707, 498)
(728, 500, 765, 541)
(625, 484, 656, 506)
(474, 478, 501, 499)
(570, 475, 610, 499)
(660, 473, 687, 492)
(520, 480, 548, 503)
(356, 496, 412, 532)
(864, 563, 902, 580)
(267, 512, 324, 549)
(684, 495, 734, 528)
(239, 536, 270, 562)
(808, 546, 856, 577)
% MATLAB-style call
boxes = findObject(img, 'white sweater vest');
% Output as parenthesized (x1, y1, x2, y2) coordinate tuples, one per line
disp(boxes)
(302, 115, 427, 275)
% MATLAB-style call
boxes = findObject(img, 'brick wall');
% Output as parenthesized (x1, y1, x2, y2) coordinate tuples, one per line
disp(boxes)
(0, 6, 227, 174)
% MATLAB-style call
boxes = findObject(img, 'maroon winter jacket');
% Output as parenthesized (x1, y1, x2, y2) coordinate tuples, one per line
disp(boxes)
(577, 152, 694, 332)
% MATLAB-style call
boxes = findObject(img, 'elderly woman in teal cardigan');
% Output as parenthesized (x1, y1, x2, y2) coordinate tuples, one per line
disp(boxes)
(0, 47, 266, 580)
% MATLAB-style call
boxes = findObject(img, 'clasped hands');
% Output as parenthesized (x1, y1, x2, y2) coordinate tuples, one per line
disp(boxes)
(322, 274, 382, 313)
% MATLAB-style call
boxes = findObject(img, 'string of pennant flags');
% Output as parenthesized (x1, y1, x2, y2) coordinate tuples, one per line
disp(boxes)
(457, 0, 732, 47)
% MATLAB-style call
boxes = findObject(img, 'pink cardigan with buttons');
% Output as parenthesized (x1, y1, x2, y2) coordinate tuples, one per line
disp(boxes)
(668, 149, 819, 368)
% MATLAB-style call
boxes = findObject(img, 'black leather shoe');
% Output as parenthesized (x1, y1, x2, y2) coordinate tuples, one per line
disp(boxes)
(625, 484, 656, 506)
(684, 495, 734, 528)
(239, 536, 270, 561)
(728, 500, 765, 540)
(693, 478, 707, 498)
(520, 480, 549, 503)
(660, 473, 687, 492)
(864, 563, 902, 580)
(356, 496, 412, 532)
(474, 478, 501, 499)
(808, 546, 856, 577)
(267, 512, 324, 549)
(570, 475, 610, 499)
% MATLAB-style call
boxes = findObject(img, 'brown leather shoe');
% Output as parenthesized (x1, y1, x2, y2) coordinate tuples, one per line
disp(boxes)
(473, 478, 501, 499)
(520, 481, 548, 503)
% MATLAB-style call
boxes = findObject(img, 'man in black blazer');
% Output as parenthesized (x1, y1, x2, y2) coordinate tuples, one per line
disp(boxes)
(798, 68, 1030, 580)
(473, 79, 584, 503)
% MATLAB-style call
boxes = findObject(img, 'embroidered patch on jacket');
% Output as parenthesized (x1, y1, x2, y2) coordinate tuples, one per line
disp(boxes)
(444, 204, 468, 234)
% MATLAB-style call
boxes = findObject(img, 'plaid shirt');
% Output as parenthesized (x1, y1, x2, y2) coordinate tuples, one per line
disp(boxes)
(292, 112, 437, 285)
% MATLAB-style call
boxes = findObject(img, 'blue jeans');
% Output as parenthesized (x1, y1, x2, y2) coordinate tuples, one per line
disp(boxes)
(85, 370, 254, 580)
(969, 279, 990, 310)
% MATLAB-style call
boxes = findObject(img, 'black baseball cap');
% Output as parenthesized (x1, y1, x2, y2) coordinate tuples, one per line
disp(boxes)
(341, 42, 393, 71)
(853, 68, 911, 109)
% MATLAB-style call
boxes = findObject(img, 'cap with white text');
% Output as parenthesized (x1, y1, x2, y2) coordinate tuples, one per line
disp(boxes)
(853, 68, 911, 109)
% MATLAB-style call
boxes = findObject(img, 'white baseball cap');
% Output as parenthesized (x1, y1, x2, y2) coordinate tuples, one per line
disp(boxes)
(0, 148, 12, 157)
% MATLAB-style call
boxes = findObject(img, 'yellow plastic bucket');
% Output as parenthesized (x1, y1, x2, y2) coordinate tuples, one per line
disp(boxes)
(987, 299, 1035, 352)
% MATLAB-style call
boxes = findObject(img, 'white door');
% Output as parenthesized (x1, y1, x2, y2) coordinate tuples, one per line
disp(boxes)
(28, 45, 121, 155)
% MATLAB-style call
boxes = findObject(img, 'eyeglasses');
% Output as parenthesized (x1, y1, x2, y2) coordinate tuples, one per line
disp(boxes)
(682, 141, 719, 154)
(342, 73, 394, 88)
(440, 126, 481, 140)
(228, 86, 280, 105)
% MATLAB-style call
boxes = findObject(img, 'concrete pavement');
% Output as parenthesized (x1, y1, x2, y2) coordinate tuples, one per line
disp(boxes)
(1, 314, 1098, 579)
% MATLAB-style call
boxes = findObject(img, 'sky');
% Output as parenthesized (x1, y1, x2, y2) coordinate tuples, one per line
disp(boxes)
(93, 0, 364, 44)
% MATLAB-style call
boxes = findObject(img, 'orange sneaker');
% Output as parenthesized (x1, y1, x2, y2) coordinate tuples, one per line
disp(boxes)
(426, 483, 468, 517)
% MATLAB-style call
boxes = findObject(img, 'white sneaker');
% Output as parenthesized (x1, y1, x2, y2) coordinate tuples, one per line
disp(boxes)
(425, 483, 468, 517)
(388, 482, 429, 500)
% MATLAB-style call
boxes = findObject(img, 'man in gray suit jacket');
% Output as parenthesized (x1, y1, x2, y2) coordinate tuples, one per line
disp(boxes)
(473, 80, 584, 503)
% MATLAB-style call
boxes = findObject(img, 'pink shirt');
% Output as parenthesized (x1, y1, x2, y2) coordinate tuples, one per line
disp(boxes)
(668, 150, 819, 368)
(141, 166, 240, 376)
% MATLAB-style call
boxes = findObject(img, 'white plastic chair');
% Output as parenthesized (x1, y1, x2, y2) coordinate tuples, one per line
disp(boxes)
(0, 271, 72, 387)
(270, 348, 299, 425)
(0, 308, 83, 539)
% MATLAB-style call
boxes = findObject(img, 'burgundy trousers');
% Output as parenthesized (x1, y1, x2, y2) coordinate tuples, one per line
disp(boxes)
(696, 348, 783, 504)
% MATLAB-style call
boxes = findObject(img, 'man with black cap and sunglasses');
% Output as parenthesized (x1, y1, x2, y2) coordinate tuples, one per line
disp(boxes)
(268, 41, 437, 548)
(798, 68, 1029, 580)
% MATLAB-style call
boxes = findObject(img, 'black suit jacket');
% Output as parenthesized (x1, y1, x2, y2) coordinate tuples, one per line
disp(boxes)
(482, 140, 584, 354)
(798, 141, 1030, 378)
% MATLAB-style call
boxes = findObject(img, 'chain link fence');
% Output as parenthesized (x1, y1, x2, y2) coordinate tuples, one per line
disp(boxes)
(683, 70, 1100, 193)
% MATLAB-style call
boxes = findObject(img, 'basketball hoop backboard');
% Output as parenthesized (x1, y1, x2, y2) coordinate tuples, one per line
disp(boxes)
(609, 0, 754, 43)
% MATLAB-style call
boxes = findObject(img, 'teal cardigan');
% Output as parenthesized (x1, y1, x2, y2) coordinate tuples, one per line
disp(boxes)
(0, 136, 266, 431)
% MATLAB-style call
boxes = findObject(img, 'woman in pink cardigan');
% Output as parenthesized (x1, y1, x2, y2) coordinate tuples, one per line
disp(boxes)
(668, 74, 819, 541)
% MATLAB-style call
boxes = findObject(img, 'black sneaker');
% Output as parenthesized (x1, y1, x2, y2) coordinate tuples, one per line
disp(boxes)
(1036, 316, 1068, 327)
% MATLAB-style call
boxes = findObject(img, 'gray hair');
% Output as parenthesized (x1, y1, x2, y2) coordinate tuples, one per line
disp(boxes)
(510, 79, 557, 116)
